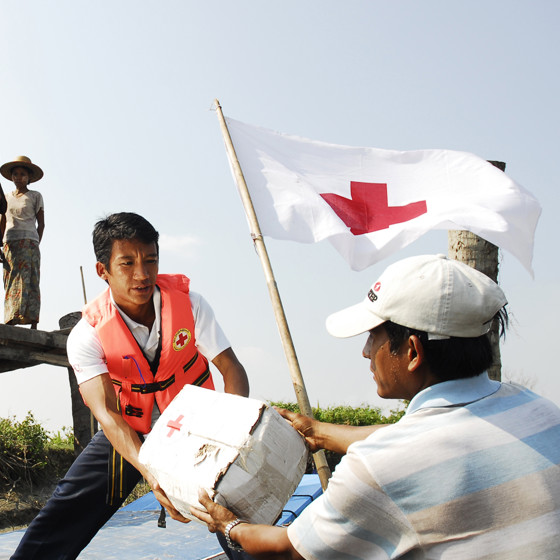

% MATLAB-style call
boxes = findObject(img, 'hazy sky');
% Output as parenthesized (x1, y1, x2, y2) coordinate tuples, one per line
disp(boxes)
(0, 1, 557, 432)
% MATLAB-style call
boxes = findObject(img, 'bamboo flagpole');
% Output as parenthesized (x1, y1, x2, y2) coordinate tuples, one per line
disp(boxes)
(214, 99, 331, 490)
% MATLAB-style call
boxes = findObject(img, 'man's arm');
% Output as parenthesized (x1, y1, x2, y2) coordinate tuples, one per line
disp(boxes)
(36, 208, 45, 242)
(212, 347, 249, 397)
(277, 408, 387, 455)
(79, 373, 189, 522)
(191, 291, 249, 397)
(191, 489, 303, 560)
(0, 213, 5, 262)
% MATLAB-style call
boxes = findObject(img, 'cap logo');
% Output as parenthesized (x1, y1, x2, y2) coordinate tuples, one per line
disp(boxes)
(373, 282, 381, 291)
(173, 328, 192, 351)
(368, 289, 378, 302)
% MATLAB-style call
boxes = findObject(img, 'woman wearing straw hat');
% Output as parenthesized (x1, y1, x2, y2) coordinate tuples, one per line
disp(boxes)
(0, 156, 45, 329)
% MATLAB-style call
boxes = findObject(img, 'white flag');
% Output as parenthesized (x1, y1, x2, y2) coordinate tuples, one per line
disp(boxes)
(225, 117, 541, 275)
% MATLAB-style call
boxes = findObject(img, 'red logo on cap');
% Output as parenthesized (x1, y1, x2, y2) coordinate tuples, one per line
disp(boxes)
(373, 282, 381, 291)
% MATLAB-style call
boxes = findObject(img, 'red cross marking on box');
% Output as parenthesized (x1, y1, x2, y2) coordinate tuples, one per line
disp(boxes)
(167, 415, 184, 437)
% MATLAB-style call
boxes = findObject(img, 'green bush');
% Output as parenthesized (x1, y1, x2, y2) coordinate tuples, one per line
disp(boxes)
(270, 402, 406, 425)
(47, 427, 75, 450)
(269, 401, 406, 471)
(0, 412, 49, 484)
(0, 413, 76, 485)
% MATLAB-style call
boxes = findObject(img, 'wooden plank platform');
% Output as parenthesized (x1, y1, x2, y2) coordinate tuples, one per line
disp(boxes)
(0, 323, 71, 373)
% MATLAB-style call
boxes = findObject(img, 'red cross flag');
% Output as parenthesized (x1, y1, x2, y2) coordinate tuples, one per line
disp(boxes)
(224, 117, 541, 275)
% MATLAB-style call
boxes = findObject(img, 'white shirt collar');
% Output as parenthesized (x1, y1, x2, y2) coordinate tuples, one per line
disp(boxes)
(110, 287, 161, 360)
(406, 372, 501, 415)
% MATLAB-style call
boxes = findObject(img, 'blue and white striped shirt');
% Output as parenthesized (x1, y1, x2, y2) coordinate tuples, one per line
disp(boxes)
(288, 373, 560, 559)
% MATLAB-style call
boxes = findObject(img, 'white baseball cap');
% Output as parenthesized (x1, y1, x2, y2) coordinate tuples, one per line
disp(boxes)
(326, 254, 507, 339)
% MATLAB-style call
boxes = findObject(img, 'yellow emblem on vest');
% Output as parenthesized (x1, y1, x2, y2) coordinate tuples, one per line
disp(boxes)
(173, 328, 192, 351)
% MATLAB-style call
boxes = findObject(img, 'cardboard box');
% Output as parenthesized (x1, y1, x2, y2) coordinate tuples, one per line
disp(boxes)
(138, 385, 308, 525)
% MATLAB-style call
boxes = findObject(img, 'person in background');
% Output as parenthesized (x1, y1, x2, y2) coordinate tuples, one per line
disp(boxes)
(0, 182, 7, 215)
(10, 212, 251, 560)
(0, 155, 45, 329)
(191, 254, 560, 559)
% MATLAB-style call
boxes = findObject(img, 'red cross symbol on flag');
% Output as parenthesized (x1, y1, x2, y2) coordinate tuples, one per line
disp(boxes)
(321, 182, 427, 235)
(167, 415, 184, 437)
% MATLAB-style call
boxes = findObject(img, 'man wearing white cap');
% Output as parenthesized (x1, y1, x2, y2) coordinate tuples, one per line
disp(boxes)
(191, 254, 560, 559)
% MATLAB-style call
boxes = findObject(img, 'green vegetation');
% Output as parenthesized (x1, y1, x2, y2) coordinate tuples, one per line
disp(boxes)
(270, 401, 406, 425)
(270, 401, 406, 471)
(0, 412, 73, 486)
(46, 427, 74, 451)
(124, 480, 152, 506)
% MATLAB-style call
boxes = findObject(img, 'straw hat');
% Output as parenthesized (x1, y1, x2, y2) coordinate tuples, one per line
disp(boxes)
(0, 155, 44, 183)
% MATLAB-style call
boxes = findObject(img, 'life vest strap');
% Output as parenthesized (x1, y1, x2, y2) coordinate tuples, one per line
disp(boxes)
(192, 367, 211, 387)
(182, 351, 199, 372)
(183, 351, 211, 387)
(107, 444, 125, 506)
(112, 374, 176, 394)
(106, 434, 144, 507)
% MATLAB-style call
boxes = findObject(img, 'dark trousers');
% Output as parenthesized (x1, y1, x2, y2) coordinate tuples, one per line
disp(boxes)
(10, 430, 141, 560)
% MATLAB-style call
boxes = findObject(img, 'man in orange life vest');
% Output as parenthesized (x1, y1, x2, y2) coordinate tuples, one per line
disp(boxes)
(11, 212, 250, 559)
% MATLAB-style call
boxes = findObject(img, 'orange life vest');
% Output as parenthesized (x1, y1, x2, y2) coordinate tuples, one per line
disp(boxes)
(82, 273, 215, 433)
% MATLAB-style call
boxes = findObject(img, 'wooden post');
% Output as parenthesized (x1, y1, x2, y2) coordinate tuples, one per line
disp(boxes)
(448, 161, 505, 381)
(58, 312, 97, 456)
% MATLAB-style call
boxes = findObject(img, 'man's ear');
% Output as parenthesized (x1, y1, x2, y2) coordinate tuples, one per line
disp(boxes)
(407, 335, 425, 372)
(96, 261, 109, 281)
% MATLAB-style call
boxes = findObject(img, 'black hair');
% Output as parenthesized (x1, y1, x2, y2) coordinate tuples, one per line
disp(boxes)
(384, 307, 509, 382)
(92, 212, 159, 269)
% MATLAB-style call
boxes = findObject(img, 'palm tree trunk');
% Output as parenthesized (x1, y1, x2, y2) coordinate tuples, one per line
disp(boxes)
(447, 161, 505, 381)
